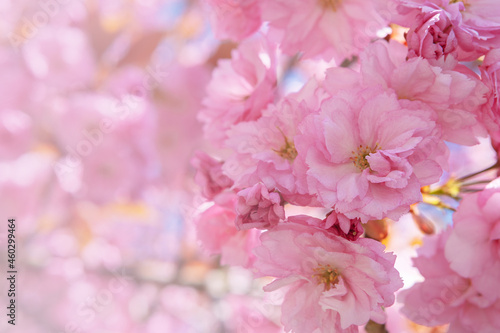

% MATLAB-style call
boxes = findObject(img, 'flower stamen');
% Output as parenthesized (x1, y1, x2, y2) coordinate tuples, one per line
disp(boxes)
(319, 0, 342, 11)
(449, 0, 470, 8)
(273, 128, 298, 161)
(350, 144, 379, 171)
(312, 264, 340, 291)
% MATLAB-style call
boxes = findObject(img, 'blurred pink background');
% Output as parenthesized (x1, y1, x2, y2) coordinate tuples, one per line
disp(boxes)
(0, 1, 285, 332)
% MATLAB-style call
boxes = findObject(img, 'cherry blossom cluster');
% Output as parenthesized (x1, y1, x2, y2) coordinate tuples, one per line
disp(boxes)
(194, 0, 500, 332)
(400, 185, 500, 332)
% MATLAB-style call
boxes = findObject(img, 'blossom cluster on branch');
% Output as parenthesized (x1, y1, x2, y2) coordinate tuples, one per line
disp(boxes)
(194, 0, 500, 332)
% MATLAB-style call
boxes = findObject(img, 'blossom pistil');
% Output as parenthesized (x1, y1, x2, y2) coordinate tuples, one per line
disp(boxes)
(350, 144, 379, 171)
(273, 130, 298, 161)
(313, 264, 340, 291)
(319, 0, 342, 12)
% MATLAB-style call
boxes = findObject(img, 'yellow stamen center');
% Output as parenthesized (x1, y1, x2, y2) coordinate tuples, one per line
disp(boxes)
(319, 0, 342, 11)
(312, 265, 340, 291)
(449, 0, 470, 8)
(350, 144, 379, 171)
(273, 128, 298, 162)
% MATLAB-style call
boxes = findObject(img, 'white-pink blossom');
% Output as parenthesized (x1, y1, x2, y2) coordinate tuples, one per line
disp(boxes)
(223, 92, 321, 206)
(195, 196, 260, 268)
(406, 9, 460, 69)
(260, 0, 390, 62)
(199, 36, 277, 147)
(400, 228, 500, 332)
(393, 0, 500, 58)
(480, 48, 500, 132)
(203, 0, 262, 41)
(235, 183, 285, 230)
(191, 151, 234, 201)
(296, 86, 444, 222)
(445, 185, 500, 303)
(253, 218, 403, 332)
(360, 40, 489, 145)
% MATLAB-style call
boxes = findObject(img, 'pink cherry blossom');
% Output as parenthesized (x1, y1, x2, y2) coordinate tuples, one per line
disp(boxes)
(296, 210, 364, 241)
(360, 40, 489, 145)
(295, 86, 445, 222)
(490, 130, 500, 159)
(445, 185, 500, 303)
(406, 9, 459, 69)
(399, 228, 500, 332)
(480, 48, 500, 132)
(203, 0, 262, 41)
(223, 92, 320, 206)
(260, 0, 390, 62)
(324, 211, 364, 241)
(191, 151, 234, 201)
(195, 196, 260, 267)
(393, 0, 500, 59)
(235, 183, 285, 230)
(253, 218, 403, 332)
(199, 36, 277, 146)
(9, 0, 500, 330)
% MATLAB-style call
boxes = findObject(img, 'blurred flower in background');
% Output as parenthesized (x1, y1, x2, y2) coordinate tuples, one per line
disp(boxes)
(0, 1, 282, 332)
